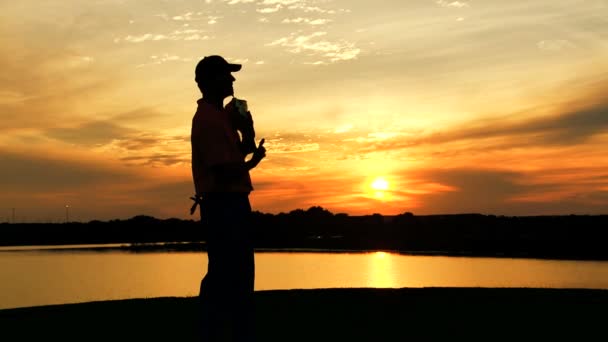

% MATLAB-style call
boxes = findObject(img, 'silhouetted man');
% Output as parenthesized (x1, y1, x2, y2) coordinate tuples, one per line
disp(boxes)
(191, 55, 265, 342)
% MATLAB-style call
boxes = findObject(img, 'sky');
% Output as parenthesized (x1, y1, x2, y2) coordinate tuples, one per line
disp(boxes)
(1, 0, 608, 222)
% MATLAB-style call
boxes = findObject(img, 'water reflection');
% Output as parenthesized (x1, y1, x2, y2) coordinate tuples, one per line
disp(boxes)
(367, 252, 396, 288)
(0, 250, 607, 309)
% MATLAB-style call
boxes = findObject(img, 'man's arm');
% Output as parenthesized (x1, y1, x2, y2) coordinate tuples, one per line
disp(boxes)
(235, 111, 256, 155)
(210, 139, 266, 185)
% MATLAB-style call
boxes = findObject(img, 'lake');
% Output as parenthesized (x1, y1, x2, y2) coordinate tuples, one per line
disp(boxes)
(1, 245, 607, 309)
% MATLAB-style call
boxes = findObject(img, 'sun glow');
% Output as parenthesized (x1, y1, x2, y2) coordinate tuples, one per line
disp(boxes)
(371, 177, 389, 191)
(367, 176, 391, 201)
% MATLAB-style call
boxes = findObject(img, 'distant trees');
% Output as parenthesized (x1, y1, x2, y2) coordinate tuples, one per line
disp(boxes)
(1, 207, 607, 260)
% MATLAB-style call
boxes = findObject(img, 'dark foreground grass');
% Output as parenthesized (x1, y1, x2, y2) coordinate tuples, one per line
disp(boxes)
(1, 288, 606, 341)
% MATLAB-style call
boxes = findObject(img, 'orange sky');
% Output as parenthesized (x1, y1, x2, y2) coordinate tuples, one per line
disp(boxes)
(1, 0, 608, 221)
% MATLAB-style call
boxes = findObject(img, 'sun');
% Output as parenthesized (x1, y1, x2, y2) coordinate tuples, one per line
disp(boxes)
(371, 177, 389, 191)
(369, 177, 391, 200)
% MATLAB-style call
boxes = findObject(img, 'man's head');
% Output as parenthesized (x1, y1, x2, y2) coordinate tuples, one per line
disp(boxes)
(195, 55, 241, 98)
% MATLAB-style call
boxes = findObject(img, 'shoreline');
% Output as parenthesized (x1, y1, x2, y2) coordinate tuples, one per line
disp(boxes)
(2, 287, 607, 341)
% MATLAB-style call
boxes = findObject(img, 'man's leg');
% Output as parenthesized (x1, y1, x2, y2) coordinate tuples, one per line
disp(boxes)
(231, 194, 255, 342)
(199, 193, 255, 341)
(199, 196, 230, 341)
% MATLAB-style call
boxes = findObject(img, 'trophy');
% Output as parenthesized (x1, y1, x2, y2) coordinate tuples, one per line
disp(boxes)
(228, 97, 256, 154)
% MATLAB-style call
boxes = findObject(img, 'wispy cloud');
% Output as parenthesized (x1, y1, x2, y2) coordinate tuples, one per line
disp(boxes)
(154, 11, 214, 22)
(0, 149, 191, 221)
(0, 150, 137, 193)
(0, 90, 29, 105)
(120, 154, 189, 166)
(537, 39, 577, 52)
(0, 35, 118, 133)
(207, 16, 221, 24)
(282, 17, 331, 25)
(350, 92, 608, 154)
(253, 0, 340, 15)
(102, 132, 190, 167)
(436, 0, 470, 8)
(266, 31, 360, 63)
(45, 121, 134, 147)
(286, 2, 340, 14)
(225, 0, 256, 4)
(408, 167, 608, 215)
(266, 139, 319, 154)
(136, 53, 194, 68)
(171, 12, 198, 21)
(260, 0, 301, 5)
(257, 5, 282, 13)
(114, 29, 211, 43)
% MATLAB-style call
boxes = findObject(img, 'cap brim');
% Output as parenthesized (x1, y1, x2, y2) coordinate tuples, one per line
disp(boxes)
(228, 63, 242, 72)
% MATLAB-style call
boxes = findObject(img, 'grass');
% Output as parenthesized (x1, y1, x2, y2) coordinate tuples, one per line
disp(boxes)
(1, 288, 606, 341)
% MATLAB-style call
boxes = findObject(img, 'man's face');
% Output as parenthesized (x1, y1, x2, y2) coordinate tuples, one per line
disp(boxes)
(211, 71, 235, 99)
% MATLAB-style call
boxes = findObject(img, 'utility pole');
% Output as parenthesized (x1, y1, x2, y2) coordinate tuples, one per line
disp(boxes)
(12, 208, 15, 224)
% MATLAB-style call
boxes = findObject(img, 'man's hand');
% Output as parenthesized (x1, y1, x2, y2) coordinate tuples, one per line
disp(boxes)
(247, 138, 266, 170)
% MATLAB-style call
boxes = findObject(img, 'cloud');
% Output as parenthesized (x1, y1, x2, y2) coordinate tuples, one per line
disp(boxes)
(120, 154, 189, 166)
(260, 0, 301, 5)
(537, 40, 577, 52)
(0, 35, 118, 133)
(443, 101, 608, 147)
(0, 150, 137, 193)
(154, 11, 213, 23)
(172, 12, 196, 21)
(207, 16, 221, 24)
(249, 0, 340, 15)
(115, 29, 211, 43)
(268, 140, 319, 154)
(286, 3, 338, 14)
(282, 17, 331, 25)
(0, 149, 194, 221)
(0, 90, 29, 105)
(251, 172, 364, 214)
(436, 0, 470, 8)
(136, 53, 194, 68)
(98, 131, 190, 167)
(225, 0, 256, 4)
(113, 135, 164, 151)
(266, 31, 360, 63)
(119, 133, 189, 151)
(45, 121, 135, 147)
(409, 168, 608, 215)
(230, 58, 250, 64)
(41, 116, 190, 166)
(110, 108, 166, 124)
(352, 93, 608, 154)
(257, 5, 282, 13)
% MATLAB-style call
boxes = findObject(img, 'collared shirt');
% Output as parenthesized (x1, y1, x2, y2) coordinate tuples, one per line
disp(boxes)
(191, 99, 253, 194)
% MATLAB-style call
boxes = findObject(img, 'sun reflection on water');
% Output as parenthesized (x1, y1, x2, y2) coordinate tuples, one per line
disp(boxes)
(367, 251, 397, 288)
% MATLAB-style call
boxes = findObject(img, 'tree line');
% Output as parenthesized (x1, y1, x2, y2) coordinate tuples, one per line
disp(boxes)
(1, 206, 607, 260)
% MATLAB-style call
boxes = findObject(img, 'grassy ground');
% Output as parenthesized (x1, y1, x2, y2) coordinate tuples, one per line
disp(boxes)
(1, 288, 606, 341)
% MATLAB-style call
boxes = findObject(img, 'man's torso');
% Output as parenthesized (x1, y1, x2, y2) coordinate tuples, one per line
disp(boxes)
(191, 99, 253, 193)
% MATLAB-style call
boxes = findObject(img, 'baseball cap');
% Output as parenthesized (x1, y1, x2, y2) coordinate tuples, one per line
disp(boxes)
(195, 55, 242, 83)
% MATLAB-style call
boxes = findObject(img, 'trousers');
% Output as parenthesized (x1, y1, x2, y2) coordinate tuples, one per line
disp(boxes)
(199, 192, 255, 342)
